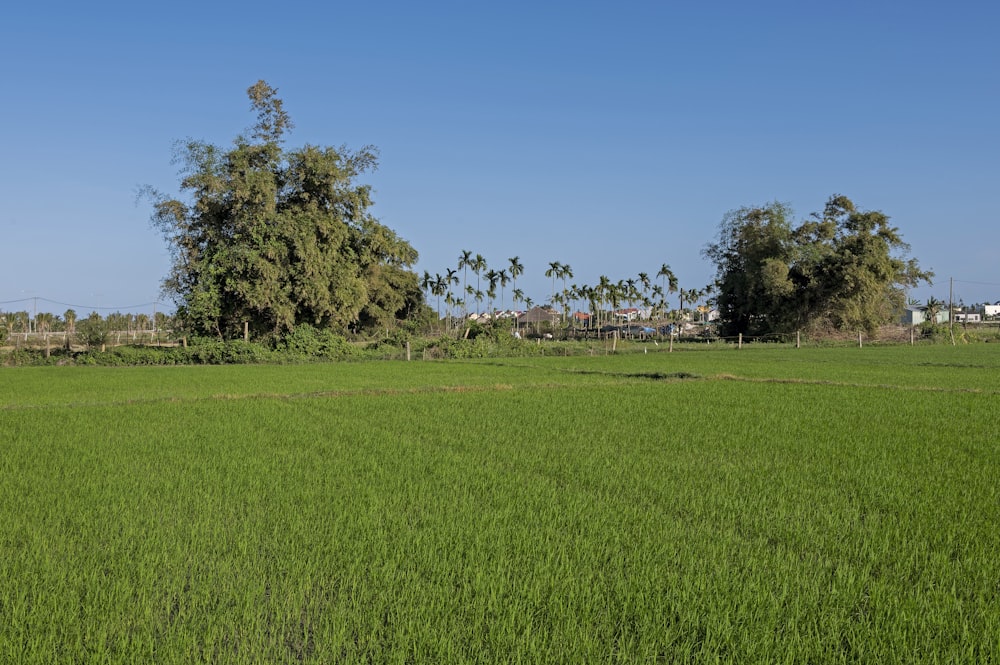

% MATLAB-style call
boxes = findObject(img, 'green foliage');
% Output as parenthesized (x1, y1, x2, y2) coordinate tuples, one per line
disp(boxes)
(145, 81, 422, 341)
(705, 195, 932, 337)
(429, 324, 547, 359)
(280, 324, 358, 360)
(2, 348, 999, 661)
(75, 312, 110, 350)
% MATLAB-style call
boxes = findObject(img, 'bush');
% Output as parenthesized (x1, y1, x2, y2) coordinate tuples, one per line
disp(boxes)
(280, 325, 358, 360)
(75, 313, 110, 350)
(186, 340, 274, 364)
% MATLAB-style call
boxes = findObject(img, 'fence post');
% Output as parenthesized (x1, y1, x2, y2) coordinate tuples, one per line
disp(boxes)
(738, 333, 742, 349)
(406, 341, 411, 361)
(858, 331, 863, 348)
(796, 330, 801, 349)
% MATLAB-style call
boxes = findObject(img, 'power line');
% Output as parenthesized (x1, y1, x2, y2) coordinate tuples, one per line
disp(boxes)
(0, 296, 168, 311)
(952, 279, 1000, 288)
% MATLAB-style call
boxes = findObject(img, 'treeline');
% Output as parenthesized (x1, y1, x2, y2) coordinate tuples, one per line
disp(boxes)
(146, 82, 933, 345)
(0, 320, 557, 367)
(143, 81, 422, 342)
(705, 196, 931, 337)
(0, 309, 173, 337)
(9, 83, 935, 353)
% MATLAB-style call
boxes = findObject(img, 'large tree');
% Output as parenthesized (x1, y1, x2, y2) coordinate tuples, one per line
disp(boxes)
(145, 81, 421, 340)
(704, 195, 932, 337)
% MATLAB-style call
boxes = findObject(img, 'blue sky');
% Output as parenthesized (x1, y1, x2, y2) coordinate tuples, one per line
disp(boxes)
(2, 1, 998, 317)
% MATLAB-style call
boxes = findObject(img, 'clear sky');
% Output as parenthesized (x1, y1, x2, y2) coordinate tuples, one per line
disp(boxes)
(2, 0, 998, 318)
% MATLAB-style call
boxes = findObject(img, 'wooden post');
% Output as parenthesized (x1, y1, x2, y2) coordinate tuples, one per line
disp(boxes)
(796, 331, 800, 349)
(612, 330, 618, 353)
(244, 321, 249, 342)
(910, 327, 915, 345)
(406, 341, 411, 361)
(858, 331, 863, 348)
(669, 334, 674, 353)
(738, 333, 742, 350)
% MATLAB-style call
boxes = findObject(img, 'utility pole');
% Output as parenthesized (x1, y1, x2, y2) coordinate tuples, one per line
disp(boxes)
(949, 277, 956, 346)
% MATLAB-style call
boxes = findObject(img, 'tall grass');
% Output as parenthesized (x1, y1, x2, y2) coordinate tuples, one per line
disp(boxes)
(1, 346, 998, 662)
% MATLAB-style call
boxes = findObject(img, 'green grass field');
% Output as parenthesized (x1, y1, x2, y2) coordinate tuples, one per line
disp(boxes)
(2, 345, 998, 663)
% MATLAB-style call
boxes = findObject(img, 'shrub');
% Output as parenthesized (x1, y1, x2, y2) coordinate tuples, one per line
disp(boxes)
(280, 325, 359, 360)
(75, 313, 109, 350)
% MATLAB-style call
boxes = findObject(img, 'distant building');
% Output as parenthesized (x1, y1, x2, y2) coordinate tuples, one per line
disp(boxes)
(900, 306, 949, 326)
(613, 308, 640, 321)
(518, 306, 560, 326)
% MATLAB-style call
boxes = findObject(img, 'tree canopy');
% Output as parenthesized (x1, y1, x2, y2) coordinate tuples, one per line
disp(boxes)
(146, 81, 421, 340)
(704, 195, 932, 337)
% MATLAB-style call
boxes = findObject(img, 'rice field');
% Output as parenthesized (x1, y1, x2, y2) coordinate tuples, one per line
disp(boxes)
(1, 345, 998, 662)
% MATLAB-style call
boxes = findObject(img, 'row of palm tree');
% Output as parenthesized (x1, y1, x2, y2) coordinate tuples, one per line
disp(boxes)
(421, 252, 714, 331)
(1, 309, 173, 336)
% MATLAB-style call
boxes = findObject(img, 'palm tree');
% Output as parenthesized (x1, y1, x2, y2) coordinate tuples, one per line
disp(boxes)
(677, 287, 702, 329)
(11, 311, 29, 335)
(445, 268, 460, 328)
(597, 275, 612, 328)
(512, 288, 524, 332)
(923, 296, 945, 326)
(508, 256, 524, 303)
(559, 263, 573, 324)
(546, 261, 562, 310)
(568, 284, 580, 323)
(474, 289, 484, 316)
(63, 309, 77, 335)
(657, 264, 678, 320)
(498, 269, 509, 311)
(637, 272, 651, 318)
(486, 269, 499, 316)
(465, 284, 476, 317)
(432, 273, 447, 327)
(472, 254, 487, 314)
(420, 270, 434, 305)
(458, 250, 473, 316)
(651, 285, 664, 323)
(626, 278, 638, 311)
(580, 284, 601, 328)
